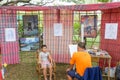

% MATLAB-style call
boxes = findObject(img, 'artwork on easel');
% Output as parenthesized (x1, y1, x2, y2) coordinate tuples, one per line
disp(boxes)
(23, 15, 38, 37)
(81, 15, 97, 38)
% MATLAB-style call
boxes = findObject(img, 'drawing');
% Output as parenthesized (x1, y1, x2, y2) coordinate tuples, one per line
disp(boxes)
(105, 23, 118, 40)
(5, 28, 16, 42)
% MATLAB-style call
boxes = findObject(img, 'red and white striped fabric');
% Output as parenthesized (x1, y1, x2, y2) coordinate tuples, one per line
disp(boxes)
(43, 10, 73, 63)
(100, 9, 120, 67)
(0, 9, 19, 64)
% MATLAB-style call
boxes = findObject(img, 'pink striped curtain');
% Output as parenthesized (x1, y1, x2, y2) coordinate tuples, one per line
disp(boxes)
(100, 8, 120, 66)
(0, 9, 19, 64)
(43, 10, 73, 63)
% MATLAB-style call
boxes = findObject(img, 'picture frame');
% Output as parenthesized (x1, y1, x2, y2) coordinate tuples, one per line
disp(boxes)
(23, 15, 38, 37)
(20, 37, 39, 51)
(81, 15, 97, 38)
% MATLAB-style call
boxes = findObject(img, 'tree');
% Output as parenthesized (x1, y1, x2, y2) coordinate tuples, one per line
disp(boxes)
(0, 0, 112, 6)
(0, 0, 55, 6)
(66, 0, 84, 4)
(61, 0, 111, 4)
(98, 0, 110, 2)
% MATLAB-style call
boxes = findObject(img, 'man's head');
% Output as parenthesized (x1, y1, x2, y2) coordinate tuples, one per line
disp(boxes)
(77, 42, 86, 51)
(41, 45, 47, 52)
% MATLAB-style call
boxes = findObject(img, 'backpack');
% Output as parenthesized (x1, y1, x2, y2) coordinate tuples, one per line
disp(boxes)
(116, 64, 120, 79)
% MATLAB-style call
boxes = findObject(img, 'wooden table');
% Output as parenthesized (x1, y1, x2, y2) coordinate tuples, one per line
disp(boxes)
(91, 54, 112, 80)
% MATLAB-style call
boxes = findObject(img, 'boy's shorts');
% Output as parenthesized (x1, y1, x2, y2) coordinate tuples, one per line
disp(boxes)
(41, 61, 52, 68)
(67, 70, 83, 80)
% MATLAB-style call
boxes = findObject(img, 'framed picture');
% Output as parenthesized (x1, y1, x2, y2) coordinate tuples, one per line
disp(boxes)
(81, 15, 97, 38)
(23, 15, 38, 37)
(20, 37, 39, 51)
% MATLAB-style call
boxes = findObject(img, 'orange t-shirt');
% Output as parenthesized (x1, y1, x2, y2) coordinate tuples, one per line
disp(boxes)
(70, 51, 92, 76)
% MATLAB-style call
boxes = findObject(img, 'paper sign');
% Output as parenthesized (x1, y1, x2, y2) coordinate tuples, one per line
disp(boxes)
(105, 23, 118, 40)
(69, 45, 77, 57)
(5, 28, 16, 42)
(54, 23, 63, 36)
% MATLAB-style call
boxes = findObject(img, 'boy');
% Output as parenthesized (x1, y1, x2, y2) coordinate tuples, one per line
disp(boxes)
(38, 45, 53, 80)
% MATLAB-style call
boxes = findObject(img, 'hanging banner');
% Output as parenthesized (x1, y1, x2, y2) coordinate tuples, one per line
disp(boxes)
(81, 15, 97, 38)
(105, 23, 118, 40)
(5, 28, 16, 42)
(54, 23, 63, 36)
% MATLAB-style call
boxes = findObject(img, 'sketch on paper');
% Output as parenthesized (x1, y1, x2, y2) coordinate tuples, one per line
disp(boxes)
(5, 28, 16, 42)
(54, 23, 63, 36)
(105, 23, 118, 40)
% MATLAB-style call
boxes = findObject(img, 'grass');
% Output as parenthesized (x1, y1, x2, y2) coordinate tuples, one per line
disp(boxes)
(5, 52, 69, 80)
(4, 51, 111, 80)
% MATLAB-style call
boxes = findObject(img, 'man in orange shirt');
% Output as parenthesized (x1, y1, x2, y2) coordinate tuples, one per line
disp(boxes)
(66, 42, 92, 80)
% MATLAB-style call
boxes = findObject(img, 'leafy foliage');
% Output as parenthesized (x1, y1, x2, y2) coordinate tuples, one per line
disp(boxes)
(18, 21, 24, 38)
(98, 0, 109, 2)
(73, 22, 81, 35)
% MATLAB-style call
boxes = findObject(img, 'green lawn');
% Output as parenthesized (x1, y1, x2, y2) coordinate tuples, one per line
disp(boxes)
(4, 51, 111, 80)
(5, 52, 68, 80)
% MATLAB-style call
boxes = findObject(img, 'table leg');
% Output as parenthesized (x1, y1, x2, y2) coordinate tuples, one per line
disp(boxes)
(108, 58, 111, 80)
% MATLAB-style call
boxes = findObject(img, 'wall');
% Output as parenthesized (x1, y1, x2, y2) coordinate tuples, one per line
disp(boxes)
(100, 8, 120, 66)
(0, 9, 19, 64)
(43, 9, 73, 63)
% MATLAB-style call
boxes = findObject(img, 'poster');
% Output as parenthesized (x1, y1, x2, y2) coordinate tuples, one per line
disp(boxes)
(69, 45, 77, 57)
(105, 23, 118, 40)
(54, 23, 63, 36)
(5, 28, 16, 42)
(20, 37, 39, 51)
(81, 15, 97, 38)
(23, 15, 38, 37)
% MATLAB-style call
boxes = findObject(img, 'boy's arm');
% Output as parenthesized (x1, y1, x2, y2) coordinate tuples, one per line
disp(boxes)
(37, 50, 41, 64)
(48, 52, 53, 63)
(66, 64, 74, 72)
(38, 54, 41, 64)
(66, 53, 75, 72)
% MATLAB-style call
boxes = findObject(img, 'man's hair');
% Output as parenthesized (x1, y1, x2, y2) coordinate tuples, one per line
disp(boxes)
(41, 45, 47, 48)
(78, 42, 86, 49)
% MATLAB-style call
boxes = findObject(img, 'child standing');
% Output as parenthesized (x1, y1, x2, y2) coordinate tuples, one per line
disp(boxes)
(39, 45, 53, 80)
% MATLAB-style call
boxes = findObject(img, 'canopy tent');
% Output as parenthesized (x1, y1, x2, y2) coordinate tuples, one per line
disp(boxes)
(49, 2, 120, 11)
(0, 2, 120, 66)
(0, 2, 120, 11)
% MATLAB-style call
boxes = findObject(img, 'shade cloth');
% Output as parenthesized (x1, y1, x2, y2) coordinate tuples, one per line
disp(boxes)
(0, 2, 120, 11)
